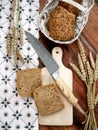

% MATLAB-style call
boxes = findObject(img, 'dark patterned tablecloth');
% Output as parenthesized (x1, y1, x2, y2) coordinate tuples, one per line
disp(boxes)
(0, 0, 39, 130)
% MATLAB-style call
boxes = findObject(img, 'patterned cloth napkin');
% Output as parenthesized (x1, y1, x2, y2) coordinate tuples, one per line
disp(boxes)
(0, 0, 39, 130)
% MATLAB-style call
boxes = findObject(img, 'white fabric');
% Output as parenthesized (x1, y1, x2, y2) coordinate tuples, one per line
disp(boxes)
(0, 0, 39, 130)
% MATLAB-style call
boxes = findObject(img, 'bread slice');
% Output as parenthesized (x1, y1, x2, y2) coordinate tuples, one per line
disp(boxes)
(16, 68, 41, 97)
(33, 84, 64, 115)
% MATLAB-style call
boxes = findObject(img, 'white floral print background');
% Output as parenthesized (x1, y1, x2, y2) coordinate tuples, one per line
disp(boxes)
(0, 0, 39, 130)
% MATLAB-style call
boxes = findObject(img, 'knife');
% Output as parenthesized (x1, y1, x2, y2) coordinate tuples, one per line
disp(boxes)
(25, 31, 86, 117)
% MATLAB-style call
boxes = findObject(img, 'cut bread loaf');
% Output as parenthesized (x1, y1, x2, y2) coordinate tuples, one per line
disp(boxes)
(16, 68, 41, 97)
(33, 84, 64, 115)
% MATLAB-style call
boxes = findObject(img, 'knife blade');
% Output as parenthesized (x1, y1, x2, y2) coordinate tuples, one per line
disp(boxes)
(25, 31, 86, 117)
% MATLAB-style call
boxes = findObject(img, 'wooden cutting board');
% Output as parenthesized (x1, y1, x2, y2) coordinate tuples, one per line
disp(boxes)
(39, 47, 73, 126)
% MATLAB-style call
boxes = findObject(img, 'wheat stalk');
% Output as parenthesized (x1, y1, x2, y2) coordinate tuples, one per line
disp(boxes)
(95, 53, 98, 80)
(70, 63, 86, 82)
(19, 26, 24, 45)
(78, 53, 86, 80)
(89, 52, 95, 70)
(70, 38, 98, 130)
(86, 61, 94, 88)
(6, 0, 24, 65)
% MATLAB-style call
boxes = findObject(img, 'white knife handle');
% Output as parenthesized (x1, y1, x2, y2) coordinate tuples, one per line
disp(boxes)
(56, 76, 78, 106)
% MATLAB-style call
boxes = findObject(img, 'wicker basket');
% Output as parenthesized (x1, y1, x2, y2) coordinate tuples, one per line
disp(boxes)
(39, 0, 94, 44)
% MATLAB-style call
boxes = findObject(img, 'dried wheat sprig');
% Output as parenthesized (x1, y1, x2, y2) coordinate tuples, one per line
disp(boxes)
(78, 38, 86, 65)
(12, 26, 18, 65)
(6, 33, 12, 57)
(6, 0, 25, 66)
(70, 63, 86, 82)
(78, 53, 86, 80)
(13, 39, 18, 65)
(86, 61, 94, 88)
(95, 53, 98, 80)
(19, 26, 24, 45)
(71, 39, 98, 130)
(86, 92, 97, 130)
(89, 52, 95, 70)
(6, 0, 16, 56)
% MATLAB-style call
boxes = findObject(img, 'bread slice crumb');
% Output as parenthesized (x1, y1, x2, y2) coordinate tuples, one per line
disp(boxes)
(16, 68, 41, 97)
(34, 84, 64, 115)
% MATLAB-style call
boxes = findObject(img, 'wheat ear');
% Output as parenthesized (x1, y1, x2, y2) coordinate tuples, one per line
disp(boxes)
(70, 63, 86, 82)
(89, 52, 95, 70)
(6, 33, 12, 57)
(19, 26, 24, 45)
(78, 53, 86, 80)
(78, 38, 86, 65)
(87, 92, 91, 109)
(86, 61, 94, 88)
(95, 53, 98, 80)
(12, 26, 18, 65)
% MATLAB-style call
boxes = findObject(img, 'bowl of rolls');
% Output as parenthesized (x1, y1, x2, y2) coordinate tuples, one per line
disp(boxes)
(39, 0, 94, 44)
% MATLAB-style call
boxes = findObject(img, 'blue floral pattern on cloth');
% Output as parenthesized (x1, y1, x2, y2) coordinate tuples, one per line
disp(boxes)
(0, 0, 39, 130)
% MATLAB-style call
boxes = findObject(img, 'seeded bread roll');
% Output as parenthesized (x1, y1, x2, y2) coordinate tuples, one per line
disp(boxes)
(46, 6, 75, 41)
(16, 68, 41, 97)
(33, 84, 64, 115)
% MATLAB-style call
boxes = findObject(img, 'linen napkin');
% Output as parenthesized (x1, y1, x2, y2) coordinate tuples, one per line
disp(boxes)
(0, 0, 39, 130)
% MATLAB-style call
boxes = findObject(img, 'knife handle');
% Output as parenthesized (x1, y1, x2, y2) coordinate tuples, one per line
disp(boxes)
(55, 76, 78, 105)
(56, 76, 87, 119)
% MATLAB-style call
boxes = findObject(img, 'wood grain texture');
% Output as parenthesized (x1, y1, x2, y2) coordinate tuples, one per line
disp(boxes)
(39, 1, 98, 130)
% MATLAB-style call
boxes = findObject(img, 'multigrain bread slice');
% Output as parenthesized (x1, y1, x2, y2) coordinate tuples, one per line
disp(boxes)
(16, 68, 41, 97)
(33, 84, 64, 115)
(46, 6, 75, 41)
